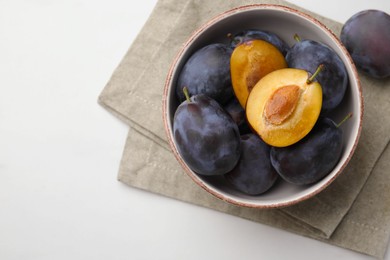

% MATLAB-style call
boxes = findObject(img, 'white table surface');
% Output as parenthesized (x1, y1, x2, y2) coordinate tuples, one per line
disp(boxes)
(1, 1, 389, 259)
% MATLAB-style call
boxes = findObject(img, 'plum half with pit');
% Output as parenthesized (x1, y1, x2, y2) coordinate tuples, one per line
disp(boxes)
(286, 37, 348, 114)
(245, 67, 323, 147)
(270, 115, 350, 185)
(176, 43, 234, 105)
(341, 10, 390, 79)
(225, 134, 278, 195)
(173, 90, 241, 176)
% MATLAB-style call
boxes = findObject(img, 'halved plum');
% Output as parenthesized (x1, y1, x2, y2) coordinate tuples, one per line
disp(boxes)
(246, 68, 322, 147)
(230, 40, 287, 108)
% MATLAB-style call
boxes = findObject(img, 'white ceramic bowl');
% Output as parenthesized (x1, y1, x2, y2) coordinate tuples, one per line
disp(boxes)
(162, 4, 363, 208)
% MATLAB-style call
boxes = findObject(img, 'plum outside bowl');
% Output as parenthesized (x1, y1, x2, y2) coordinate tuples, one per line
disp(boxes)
(162, 4, 363, 208)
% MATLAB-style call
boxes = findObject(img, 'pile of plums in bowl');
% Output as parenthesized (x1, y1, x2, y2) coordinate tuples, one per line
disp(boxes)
(162, 4, 364, 208)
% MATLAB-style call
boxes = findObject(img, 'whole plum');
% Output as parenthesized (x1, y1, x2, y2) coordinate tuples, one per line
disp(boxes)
(173, 92, 241, 176)
(341, 10, 390, 78)
(286, 38, 348, 114)
(229, 29, 290, 56)
(270, 117, 345, 185)
(176, 43, 233, 104)
(225, 134, 278, 195)
(223, 97, 252, 135)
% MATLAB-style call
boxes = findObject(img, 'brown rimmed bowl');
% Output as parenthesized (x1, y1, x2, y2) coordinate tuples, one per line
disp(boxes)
(162, 4, 363, 208)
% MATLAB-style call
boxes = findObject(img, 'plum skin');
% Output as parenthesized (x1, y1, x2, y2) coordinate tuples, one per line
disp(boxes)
(270, 117, 343, 185)
(286, 40, 348, 114)
(173, 94, 241, 176)
(341, 10, 390, 78)
(225, 134, 278, 195)
(223, 97, 252, 135)
(176, 43, 234, 104)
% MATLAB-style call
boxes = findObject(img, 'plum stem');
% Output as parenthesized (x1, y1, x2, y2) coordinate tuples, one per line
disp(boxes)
(336, 113, 353, 128)
(226, 33, 233, 39)
(294, 33, 301, 42)
(307, 64, 325, 84)
(183, 87, 191, 103)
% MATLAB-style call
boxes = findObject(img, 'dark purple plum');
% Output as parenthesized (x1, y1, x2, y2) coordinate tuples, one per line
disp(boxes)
(229, 29, 290, 56)
(176, 43, 233, 104)
(341, 10, 390, 79)
(173, 93, 241, 176)
(225, 134, 278, 195)
(270, 117, 346, 185)
(223, 97, 251, 135)
(286, 38, 348, 114)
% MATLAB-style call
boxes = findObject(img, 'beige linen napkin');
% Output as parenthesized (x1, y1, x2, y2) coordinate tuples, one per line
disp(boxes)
(98, 0, 390, 258)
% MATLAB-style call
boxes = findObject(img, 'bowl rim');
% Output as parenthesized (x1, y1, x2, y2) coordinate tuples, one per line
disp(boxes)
(162, 4, 364, 209)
